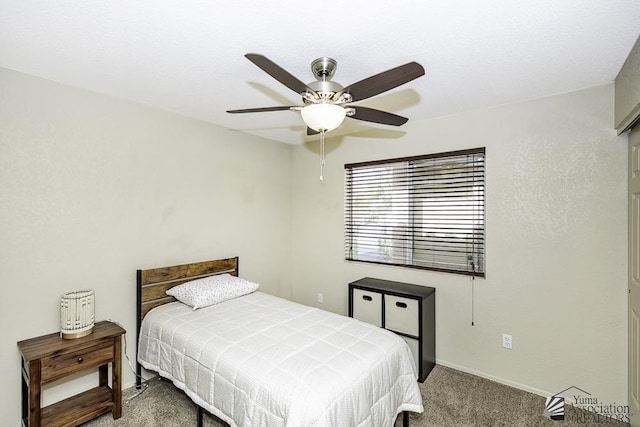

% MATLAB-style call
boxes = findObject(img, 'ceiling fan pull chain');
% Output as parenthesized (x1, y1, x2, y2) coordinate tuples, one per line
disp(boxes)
(319, 130, 326, 182)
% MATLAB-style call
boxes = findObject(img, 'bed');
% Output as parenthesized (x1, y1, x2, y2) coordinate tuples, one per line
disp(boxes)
(136, 257, 423, 426)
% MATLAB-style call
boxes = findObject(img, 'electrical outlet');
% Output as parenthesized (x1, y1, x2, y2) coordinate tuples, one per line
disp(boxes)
(502, 333, 513, 349)
(317, 293, 324, 303)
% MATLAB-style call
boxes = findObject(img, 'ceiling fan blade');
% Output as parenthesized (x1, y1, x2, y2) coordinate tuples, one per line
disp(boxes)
(307, 127, 320, 136)
(348, 106, 409, 126)
(245, 54, 316, 96)
(341, 62, 425, 102)
(226, 106, 296, 114)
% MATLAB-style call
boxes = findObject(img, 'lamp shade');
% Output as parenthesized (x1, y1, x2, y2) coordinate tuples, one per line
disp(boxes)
(60, 289, 95, 339)
(301, 103, 347, 132)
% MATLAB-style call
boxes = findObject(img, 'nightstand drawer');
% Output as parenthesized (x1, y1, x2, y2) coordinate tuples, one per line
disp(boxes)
(352, 288, 382, 327)
(41, 341, 113, 384)
(384, 295, 419, 336)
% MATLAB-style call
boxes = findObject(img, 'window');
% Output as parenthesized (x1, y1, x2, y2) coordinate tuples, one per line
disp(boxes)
(345, 148, 485, 277)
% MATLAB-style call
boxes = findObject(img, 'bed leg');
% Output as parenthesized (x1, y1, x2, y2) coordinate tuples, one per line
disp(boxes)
(197, 406, 203, 427)
(403, 411, 410, 427)
(135, 362, 142, 389)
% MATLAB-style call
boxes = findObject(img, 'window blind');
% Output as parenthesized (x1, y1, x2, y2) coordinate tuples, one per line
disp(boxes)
(345, 147, 485, 277)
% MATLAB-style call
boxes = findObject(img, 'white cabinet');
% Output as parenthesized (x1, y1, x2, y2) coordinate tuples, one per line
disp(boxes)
(352, 288, 383, 327)
(385, 295, 419, 336)
(349, 277, 435, 382)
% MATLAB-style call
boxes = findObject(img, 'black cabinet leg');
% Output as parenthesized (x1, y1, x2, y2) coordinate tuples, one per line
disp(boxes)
(197, 405, 203, 427)
(403, 411, 410, 427)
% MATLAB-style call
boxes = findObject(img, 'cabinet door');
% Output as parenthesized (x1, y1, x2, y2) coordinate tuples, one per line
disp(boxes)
(352, 288, 382, 327)
(385, 295, 419, 336)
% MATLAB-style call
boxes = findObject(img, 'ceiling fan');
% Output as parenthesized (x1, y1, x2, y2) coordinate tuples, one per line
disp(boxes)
(227, 54, 425, 135)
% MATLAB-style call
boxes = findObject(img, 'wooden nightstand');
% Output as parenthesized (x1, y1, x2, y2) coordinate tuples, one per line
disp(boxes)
(17, 320, 125, 427)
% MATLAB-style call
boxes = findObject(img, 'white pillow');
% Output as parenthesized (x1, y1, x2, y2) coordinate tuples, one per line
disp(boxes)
(166, 273, 259, 310)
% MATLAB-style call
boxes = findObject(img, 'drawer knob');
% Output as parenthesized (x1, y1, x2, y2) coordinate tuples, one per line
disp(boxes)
(362, 295, 373, 301)
(77, 356, 84, 363)
(395, 302, 407, 309)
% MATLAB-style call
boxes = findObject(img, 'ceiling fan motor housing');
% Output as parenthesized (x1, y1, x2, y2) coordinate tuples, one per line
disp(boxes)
(307, 80, 344, 98)
(305, 57, 350, 104)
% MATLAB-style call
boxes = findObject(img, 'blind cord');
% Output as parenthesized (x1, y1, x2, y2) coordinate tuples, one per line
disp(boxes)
(468, 258, 476, 326)
(471, 273, 475, 326)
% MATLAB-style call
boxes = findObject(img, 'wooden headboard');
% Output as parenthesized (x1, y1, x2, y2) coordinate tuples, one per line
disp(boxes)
(135, 256, 239, 387)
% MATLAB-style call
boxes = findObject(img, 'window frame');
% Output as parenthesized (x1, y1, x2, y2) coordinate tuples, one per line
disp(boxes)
(344, 147, 485, 277)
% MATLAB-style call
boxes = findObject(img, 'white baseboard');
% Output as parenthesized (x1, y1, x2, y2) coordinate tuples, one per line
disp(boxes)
(436, 359, 553, 398)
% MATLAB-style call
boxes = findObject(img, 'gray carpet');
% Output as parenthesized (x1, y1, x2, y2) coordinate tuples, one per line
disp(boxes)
(83, 365, 627, 426)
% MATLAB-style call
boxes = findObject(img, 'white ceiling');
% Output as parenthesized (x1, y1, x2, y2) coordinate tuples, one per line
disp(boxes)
(1, 1, 639, 145)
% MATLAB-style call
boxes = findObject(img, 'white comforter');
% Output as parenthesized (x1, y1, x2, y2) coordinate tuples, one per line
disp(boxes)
(138, 291, 423, 427)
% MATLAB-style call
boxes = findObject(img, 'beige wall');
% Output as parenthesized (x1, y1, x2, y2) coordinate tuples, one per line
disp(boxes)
(0, 66, 628, 424)
(291, 84, 627, 404)
(0, 67, 292, 426)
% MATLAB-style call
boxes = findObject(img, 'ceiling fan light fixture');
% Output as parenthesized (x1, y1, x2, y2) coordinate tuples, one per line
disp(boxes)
(301, 103, 346, 132)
